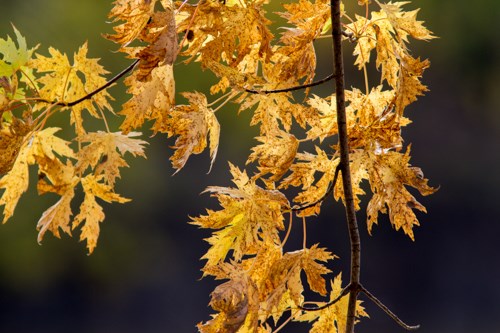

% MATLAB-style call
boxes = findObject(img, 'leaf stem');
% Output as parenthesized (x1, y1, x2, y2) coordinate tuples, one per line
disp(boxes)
(330, 1, 362, 332)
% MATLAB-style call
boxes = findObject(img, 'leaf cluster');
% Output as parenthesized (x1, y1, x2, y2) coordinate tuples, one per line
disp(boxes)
(0, 0, 436, 331)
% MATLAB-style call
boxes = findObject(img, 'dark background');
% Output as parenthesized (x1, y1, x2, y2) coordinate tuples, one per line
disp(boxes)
(1, 1, 499, 332)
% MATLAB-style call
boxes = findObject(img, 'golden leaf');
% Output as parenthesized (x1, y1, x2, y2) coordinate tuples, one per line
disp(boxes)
(32, 44, 112, 134)
(165, 91, 219, 173)
(76, 131, 147, 186)
(105, 0, 156, 47)
(192, 163, 288, 270)
(264, 245, 334, 317)
(296, 273, 368, 333)
(0, 127, 74, 223)
(247, 129, 298, 183)
(119, 63, 175, 134)
(366, 148, 437, 240)
(73, 175, 130, 254)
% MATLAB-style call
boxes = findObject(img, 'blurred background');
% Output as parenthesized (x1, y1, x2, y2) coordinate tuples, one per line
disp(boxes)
(0, 0, 499, 332)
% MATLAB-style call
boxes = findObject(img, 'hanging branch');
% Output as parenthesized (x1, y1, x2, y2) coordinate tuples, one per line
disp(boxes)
(360, 285, 420, 331)
(34, 59, 140, 107)
(330, 1, 362, 332)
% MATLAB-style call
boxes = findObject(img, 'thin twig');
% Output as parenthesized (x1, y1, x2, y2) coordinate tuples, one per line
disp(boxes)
(360, 285, 420, 331)
(330, 1, 362, 333)
(244, 74, 334, 94)
(291, 163, 341, 212)
(34, 59, 139, 107)
(298, 283, 352, 312)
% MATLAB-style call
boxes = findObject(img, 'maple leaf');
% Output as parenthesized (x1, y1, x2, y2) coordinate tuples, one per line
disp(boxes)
(281, 147, 338, 216)
(36, 185, 76, 244)
(366, 148, 437, 240)
(73, 175, 130, 254)
(0, 116, 32, 175)
(239, 93, 311, 134)
(76, 131, 147, 186)
(134, 5, 178, 81)
(347, 15, 377, 70)
(105, 0, 156, 47)
(394, 54, 430, 115)
(200, 270, 259, 333)
(0, 25, 37, 77)
(344, 86, 408, 152)
(267, 0, 331, 85)
(165, 91, 219, 173)
(263, 245, 335, 317)
(247, 129, 298, 183)
(119, 63, 175, 133)
(376, 1, 435, 42)
(192, 163, 289, 270)
(296, 273, 368, 333)
(32, 43, 112, 134)
(177, 0, 273, 70)
(0, 127, 74, 223)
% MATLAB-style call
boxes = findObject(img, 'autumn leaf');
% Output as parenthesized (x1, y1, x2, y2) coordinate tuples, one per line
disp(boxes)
(200, 271, 259, 333)
(281, 147, 338, 216)
(32, 43, 113, 134)
(165, 91, 219, 173)
(192, 163, 289, 270)
(296, 273, 368, 333)
(36, 186, 76, 244)
(76, 131, 147, 186)
(73, 175, 130, 254)
(366, 148, 437, 240)
(119, 63, 175, 134)
(263, 245, 335, 317)
(105, 0, 156, 47)
(0, 127, 74, 223)
(247, 129, 298, 183)
(0, 25, 37, 78)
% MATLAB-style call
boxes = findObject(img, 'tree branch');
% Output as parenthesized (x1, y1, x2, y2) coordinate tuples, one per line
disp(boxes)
(244, 73, 334, 94)
(360, 285, 420, 331)
(330, 1, 362, 333)
(34, 59, 140, 107)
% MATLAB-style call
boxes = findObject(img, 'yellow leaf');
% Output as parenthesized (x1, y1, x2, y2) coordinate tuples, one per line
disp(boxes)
(36, 187, 75, 243)
(73, 175, 130, 253)
(32, 44, 112, 134)
(247, 129, 298, 183)
(0, 127, 74, 223)
(0, 139, 31, 223)
(296, 273, 368, 333)
(105, 0, 156, 47)
(76, 131, 147, 186)
(366, 148, 437, 240)
(192, 163, 289, 270)
(264, 245, 335, 317)
(166, 91, 219, 173)
(281, 147, 338, 216)
(119, 64, 175, 134)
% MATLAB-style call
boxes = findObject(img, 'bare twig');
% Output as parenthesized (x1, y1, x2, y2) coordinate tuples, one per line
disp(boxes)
(34, 59, 140, 107)
(298, 283, 352, 312)
(244, 74, 334, 94)
(291, 163, 341, 212)
(330, 1, 362, 332)
(360, 285, 420, 331)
